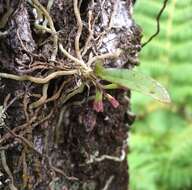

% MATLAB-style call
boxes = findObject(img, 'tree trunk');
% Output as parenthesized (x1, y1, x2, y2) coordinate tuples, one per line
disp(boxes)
(0, 0, 141, 189)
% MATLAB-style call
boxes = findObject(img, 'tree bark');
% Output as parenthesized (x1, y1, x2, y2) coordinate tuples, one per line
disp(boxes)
(0, 0, 141, 189)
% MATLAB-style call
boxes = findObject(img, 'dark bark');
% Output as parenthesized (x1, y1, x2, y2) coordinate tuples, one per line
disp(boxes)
(0, 0, 141, 189)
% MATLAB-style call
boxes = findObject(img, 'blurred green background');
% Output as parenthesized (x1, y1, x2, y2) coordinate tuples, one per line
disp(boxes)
(129, 0, 192, 190)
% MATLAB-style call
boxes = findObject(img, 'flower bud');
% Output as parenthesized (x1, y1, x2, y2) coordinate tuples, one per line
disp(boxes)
(106, 94, 119, 108)
(93, 90, 104, 112)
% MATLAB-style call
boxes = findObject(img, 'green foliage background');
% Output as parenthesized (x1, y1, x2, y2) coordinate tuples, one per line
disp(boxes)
(129, 0, 192, 190)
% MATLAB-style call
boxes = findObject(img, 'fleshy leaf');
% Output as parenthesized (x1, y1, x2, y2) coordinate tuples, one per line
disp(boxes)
(95, 63, 171, 103)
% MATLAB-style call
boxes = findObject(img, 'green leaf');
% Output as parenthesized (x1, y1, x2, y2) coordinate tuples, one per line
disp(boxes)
(103, 83, 120, 89)
(95, 63, 171, 103)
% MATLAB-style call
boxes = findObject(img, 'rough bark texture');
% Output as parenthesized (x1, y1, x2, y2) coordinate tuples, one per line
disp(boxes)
(0, 0, 141, 189)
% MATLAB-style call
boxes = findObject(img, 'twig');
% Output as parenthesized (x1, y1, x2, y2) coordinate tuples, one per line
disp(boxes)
(4, 125, 43, 157)
(42, 0, 54, 28)
(22, 150, 28, 188)
(44, 79, 70, 104)
(59, 43, 83, 65)
(55, 106, 67, 144)
(16, 61, 68, 74)
(60, 84, 85, 105)
(0, 30, 9, 37)
(0, 108, 40, 145)
(86, 149, 125, 164)
(48, 155, 79, 181)
(1, 150, 18, 190)
(30, 83, 49, 108)
(59, 43, 89, 70)
(102, 176, 114, 190)
(142, 0, 169, 47)
(73, 0, 83, 60)
(55, 97, 86, 144)
(31, 0, 58, 60)
(3, 94, 11, 108)
(0, 70, 78, 84)
(32, 109, 53, 128)
(81, 4, 94, 56)
(30, 0, 56, 35)
(34, 23, 53, 34)
(23, 94, 30, 123)
(15, 64, 50, 74)
(87, 49, 122, 66)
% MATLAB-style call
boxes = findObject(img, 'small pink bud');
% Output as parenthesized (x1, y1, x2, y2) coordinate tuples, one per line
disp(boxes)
(93, 100, 104, 112)
(93, 90, 104, 112)
(106, 94, 120, 108)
